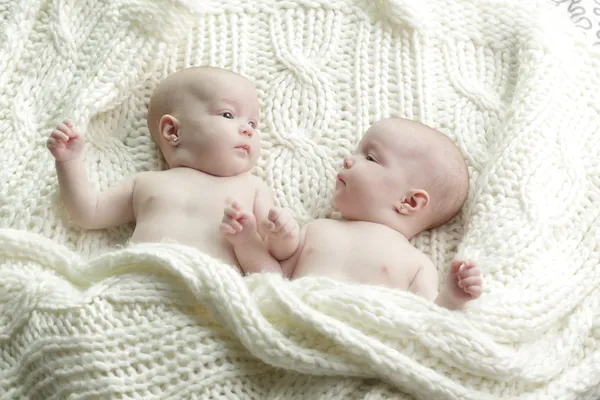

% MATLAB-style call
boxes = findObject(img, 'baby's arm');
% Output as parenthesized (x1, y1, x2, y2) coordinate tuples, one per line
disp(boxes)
(407, 260, 440, 303)
(253, 183, 301, 261)
(47, 120, 135, 229)
(221, 201, 283, 275)
(408, 259, 482, 310)
(262, 207, 301, 261)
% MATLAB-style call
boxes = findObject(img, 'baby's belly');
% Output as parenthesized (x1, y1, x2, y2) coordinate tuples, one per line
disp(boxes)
(291, 241, 390, 287)
(130, 208, 239, 268)
(291, 227, 409, 289)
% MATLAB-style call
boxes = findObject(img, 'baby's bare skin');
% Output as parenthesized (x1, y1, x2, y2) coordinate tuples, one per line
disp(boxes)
(47, 67, 277, 269)
(287, 219, 434, 291)
(223, 118, 482, 310)
(131, 168, 263, 266)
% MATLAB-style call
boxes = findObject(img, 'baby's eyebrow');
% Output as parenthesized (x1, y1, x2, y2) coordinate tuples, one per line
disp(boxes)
(220, 99, 240, 110)
(362, 141, 381, 153)
(357, 139, 370, 149)
(368, 142, 390, 162)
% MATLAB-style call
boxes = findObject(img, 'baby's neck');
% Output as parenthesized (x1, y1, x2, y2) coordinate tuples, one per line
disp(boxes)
(338, 214, 424, 240)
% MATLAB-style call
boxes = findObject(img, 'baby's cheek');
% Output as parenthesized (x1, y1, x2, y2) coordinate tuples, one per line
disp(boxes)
(207, 135, 229, 150)
(360, 175, 380, 195)
(251, 137, 261, 153)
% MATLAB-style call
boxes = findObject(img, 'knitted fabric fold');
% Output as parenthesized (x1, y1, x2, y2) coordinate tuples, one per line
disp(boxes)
(0, 1, 599, 398)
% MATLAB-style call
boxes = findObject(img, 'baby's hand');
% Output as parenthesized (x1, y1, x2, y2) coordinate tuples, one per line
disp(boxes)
(46, 120, 85, 162)
(220, 200, 258, 245)
(262, 207, 299, 239)
(445, 259, 483, 304)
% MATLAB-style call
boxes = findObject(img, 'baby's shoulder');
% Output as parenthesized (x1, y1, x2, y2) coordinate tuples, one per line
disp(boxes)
(130, 170, 165, 186)
(376, 232, 434, 271)
(134, 170, 162, 179)
(247, 173, 269, 189)
(304, 217, 339, 231)
(129, 170, 186, 196)
(406, 247, 435, 269)
(403, 247, 437, 281)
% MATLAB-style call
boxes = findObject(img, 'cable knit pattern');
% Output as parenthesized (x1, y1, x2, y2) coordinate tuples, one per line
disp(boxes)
(0, 0, 599, 399)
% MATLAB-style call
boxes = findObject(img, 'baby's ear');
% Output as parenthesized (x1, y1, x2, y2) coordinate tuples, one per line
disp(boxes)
(394, 189, 430, 215)
(159, 114, 180, 145)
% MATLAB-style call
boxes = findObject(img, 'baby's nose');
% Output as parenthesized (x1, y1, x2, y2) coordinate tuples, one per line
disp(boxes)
(343, 157, 354, 169)
(240, 124, 253, 137)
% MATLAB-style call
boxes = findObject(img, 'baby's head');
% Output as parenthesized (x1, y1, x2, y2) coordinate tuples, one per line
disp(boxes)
(334, 117, 469, 238)
(147, 66, 261, 177)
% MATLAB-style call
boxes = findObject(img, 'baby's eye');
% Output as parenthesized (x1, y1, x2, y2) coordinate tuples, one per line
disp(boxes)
(249, 121, 256, 129)
(221, 112, 234, 119)
(366, 155, 377, 162)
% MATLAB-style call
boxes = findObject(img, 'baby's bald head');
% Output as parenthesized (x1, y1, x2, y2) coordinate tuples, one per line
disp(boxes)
(367, 118, 469, 230)
(146, 66, 257, 148)
(144, 66, 261, 175)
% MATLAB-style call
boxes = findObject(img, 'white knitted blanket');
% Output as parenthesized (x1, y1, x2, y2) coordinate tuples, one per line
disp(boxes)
(1, 0, 599, 399)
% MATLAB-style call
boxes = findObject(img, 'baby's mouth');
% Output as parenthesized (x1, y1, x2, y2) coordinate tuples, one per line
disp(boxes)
(235, 145, 251, 154)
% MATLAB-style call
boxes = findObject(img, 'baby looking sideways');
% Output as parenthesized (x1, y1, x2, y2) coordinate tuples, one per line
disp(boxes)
(222, 118, 483, 310)
(46, 64, 482, 310)
(47, 66, 279, 270)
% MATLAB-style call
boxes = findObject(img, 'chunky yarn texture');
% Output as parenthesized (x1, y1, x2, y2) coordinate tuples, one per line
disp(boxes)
(0, 0, 599, 399)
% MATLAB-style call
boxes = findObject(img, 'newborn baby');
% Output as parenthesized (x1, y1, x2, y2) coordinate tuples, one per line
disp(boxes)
(47, 66, 276, 269)
(222, 118, 482, 309)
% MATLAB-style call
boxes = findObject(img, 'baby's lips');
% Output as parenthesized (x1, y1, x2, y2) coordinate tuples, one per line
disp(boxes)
(235, 144, 251, 154)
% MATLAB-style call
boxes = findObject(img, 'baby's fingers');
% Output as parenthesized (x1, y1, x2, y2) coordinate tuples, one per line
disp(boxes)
(268, 207, 282, 223)
(262, 219, 276, 232)
(219, 222, 237, 235)
(224, 205, 241, 219)
(280, 217, 298, 235)
(458, 264, 480, 279)
(56, 121, 75, 136)
(222, 217, 243, 233)
(450, 260, 464, 274)
(50, 129, 69, 142)
(451, 259, 476, 274)
(458, 276, 482, 289)
(464, 285, 482, 298)
(46, 137, 57, 148)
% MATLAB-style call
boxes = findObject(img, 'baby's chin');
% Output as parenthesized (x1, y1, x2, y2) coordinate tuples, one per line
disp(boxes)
(219, 163, 254, 177)
(333, 199, 364, 221)
(192, 159, 255, 177)
(337, 210, 368, 222)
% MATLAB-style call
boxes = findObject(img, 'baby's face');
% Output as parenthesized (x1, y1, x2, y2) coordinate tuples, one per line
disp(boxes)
(334, 120, 429, 221)
(175, 72, 261, 176)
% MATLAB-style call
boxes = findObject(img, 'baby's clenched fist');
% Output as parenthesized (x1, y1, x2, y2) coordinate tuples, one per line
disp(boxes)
(46, 120, 85, 162)
(262, 207, 299, 239)
(220, 200, 258, 245)
(446, 260, 483, 303)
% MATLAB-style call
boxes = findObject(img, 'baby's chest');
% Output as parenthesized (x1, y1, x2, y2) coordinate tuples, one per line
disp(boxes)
(299, 224, 412, 287)
(134, 176, 256, 212)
